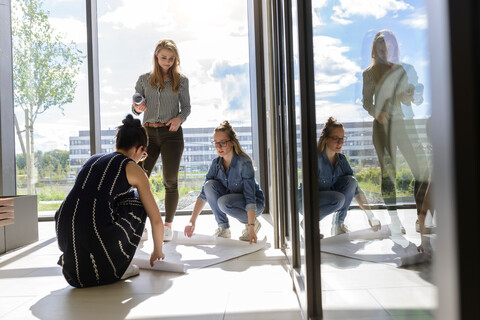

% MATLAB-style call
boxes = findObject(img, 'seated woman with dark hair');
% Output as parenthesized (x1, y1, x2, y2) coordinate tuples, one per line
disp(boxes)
(55, 114, 165, 288)
(317, 116, 381, 237)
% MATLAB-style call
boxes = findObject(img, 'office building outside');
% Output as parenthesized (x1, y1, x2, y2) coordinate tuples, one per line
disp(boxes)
(68, 119, 430, 174)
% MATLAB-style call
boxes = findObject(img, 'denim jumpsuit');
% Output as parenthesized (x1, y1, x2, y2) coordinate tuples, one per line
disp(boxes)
(318, 150, 359, 224)
(198, 152, 265, 229)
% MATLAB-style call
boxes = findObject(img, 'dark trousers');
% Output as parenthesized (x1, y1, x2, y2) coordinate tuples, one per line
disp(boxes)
(372, 118, 429, 213)
(141, 126, 184, 223)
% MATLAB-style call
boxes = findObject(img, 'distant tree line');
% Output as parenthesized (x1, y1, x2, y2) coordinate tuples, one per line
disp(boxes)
(17, 150, 70, 181)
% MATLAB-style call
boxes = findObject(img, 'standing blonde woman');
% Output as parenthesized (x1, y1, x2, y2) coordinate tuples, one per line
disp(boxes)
(362, 30, 428, 234)
(132, 39, 191, 241)
(184, 121, 265, 243)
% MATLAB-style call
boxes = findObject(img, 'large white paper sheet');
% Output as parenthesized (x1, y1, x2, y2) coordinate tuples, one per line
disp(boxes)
(320, 225, 432, 267)
(133, 231, 267, 273)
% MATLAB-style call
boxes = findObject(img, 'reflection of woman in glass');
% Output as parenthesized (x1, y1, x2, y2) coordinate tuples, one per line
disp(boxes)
(55, 115, 165, 288)
(132, 39, 191, 241)
(317, 117, 381, 237)
(362, 30, 428, 234)
(184, 121, 265, 243)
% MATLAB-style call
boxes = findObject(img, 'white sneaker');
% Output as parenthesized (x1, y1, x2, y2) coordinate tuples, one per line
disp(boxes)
(239, 219, 261, 241)
(332, 223, 349, 236)
(121, 264, 139, 280)
(164, 226, 173, 242)
(213, 227, 231, 238)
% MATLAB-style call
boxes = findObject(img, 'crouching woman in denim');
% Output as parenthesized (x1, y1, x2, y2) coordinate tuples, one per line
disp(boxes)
(184, 121, 265, 243)
(318, 117, 381, 236)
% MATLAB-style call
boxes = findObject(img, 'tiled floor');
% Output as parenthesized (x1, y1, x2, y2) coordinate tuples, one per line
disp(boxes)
(0, 209, 437, 320)
(0, 214, 301, 320)
(318, 209, 437, 319)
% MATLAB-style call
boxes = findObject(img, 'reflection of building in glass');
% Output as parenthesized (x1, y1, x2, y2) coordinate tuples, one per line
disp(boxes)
(68, 120, 430, 173)
(68, 127, 254, 173)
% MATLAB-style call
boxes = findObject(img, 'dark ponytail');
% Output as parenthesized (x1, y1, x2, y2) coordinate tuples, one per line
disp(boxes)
(116, 114, 148, 150)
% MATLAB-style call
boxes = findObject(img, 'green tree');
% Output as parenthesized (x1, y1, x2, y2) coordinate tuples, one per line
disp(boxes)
(35, 149, 69, 178)
(12, 0, 83, 194)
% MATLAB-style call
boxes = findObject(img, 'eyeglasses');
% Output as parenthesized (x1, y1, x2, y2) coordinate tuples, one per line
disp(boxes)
(329, 136, 346, 143)
(212, 140, 231, 148)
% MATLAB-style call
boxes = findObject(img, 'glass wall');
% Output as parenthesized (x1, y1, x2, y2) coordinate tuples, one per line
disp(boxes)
(312, 0, 435, 315)
(11, 0, 254, 215)
(97, 0, 253, 211)
(312, 0, 431, 214)
(12, 0, 89, 216)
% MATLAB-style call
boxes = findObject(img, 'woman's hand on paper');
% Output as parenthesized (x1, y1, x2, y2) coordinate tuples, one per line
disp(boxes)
(150, 248, 165, 267)
(184, 222, 195, 238)
(368, 218, 382, 232)
(249, 226, 258, 244)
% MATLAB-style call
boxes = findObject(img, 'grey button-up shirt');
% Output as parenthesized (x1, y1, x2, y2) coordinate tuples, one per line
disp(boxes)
(132, 72, 191, 124)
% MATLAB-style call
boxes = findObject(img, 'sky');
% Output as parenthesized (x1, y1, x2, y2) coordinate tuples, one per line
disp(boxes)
(12, 0, 431, 153)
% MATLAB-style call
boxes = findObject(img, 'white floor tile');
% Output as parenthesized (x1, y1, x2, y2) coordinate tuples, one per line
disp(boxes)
(321, 289, 391, 319)
(225, 291, 302, 320)
(369, 286, 437, 316)
(0, 210, 438, 320)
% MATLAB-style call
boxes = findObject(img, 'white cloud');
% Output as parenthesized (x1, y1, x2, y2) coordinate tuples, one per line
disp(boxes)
(26, 0, 253, 152)
(316, 100, 371, 124)
(173, 0, 248, 38)
(99, 0, 175, 31)
(401, 11, 428, 30)
(49, 17, 87, 43)
(312, 0, 328, 27)
(330, 15, 353, 25)
(98, 0, 247, 37)
(33, 119, 85, 151)
(101, 85, 120, 96)
(312, 36, 361, 97)
(332, 0, 412, 20)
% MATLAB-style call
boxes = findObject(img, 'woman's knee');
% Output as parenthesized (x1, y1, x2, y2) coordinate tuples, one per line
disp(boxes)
(217, 195, 230, 212)
(204, 179, 221, 193)
(332, 194, 345, 209)
(335, 175, 357, 193)
(163, 181, 178, 191)
(343, 175, 357, 186)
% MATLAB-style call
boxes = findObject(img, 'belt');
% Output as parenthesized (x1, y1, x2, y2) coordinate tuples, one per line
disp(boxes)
(144, 122, 168, 128)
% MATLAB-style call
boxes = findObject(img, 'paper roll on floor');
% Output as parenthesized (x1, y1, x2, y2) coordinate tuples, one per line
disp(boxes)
(132, 254, 186, 273)
(134, 231, 267, 273)
(320, 225, 432, 267)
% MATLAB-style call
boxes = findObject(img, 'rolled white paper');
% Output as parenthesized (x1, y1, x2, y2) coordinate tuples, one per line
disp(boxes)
(132, 254, 186, 273)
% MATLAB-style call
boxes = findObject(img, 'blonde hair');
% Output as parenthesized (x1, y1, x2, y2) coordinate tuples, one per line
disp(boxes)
(371, 30, 399, 64)
(149, 39, 181, 92)
(214, 121, 252, 162)
(368, 30, 400, 84)
(317, 117, 344, 152)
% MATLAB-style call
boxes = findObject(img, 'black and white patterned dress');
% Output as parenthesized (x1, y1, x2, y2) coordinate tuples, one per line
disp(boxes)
(55, 152, 147, 288)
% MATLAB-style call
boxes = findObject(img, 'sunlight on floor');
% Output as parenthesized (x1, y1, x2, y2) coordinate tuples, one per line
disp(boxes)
(0, 209, 437, 319)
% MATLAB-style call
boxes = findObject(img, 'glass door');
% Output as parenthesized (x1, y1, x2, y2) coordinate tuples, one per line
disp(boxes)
(270, 0, 322, 318)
